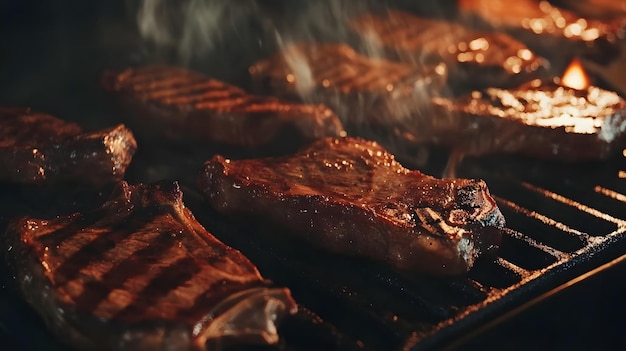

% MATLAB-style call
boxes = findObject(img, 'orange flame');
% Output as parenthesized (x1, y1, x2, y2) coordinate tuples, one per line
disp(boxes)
(560, 58, 590, 90)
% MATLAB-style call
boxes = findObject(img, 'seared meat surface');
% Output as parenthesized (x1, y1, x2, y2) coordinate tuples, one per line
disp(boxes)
(431, 80, 626, 163)
(349, 10, 549, 91)
(0, 108, 136, 185)
(197, 137, 505, 275)
(101, 65, 345, 151)
(4, 181, 297, 351)
(248, 43, 447, 132)
(459, 0, 626, 69)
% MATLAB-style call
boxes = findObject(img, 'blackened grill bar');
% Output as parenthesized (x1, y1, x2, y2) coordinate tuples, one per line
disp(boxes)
(2, 0, 626, 350)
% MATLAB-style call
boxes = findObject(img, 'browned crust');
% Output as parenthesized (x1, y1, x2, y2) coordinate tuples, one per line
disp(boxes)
(0, 111, 137, 185)
(430, 83, 626, 160)
(248, 43, 448, 130)
(101, 65, 345, 149)
(348, 10, 550, 89)
(4, 181, 297, 351)
(197, 137, 505, 275)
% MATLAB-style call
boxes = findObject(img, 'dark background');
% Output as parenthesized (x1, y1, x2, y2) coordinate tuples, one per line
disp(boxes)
(1, 1, 626, 350)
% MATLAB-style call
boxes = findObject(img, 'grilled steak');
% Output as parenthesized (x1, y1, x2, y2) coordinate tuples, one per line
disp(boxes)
(248, 43, 448, 133)
(430, 79, 626, 174)
(197, 137, 505, 275)
(101, 65, 345, 152)
(348, 10, 550, 91)
(459, 0, 626, 70)
(0, 109, 136, 185)
(4, 181, 297, 351)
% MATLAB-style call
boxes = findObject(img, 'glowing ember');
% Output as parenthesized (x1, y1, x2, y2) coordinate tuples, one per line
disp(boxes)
(561, 58, 590, 90)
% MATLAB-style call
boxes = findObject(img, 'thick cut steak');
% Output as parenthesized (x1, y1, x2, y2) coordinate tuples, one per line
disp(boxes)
(248, 43, 448, 133)
(197, 137, 505, 275)
(0, 108, 136, 185)
(4, 181, 297, 351)
(459, 0, 625, 70)
(101, 65, 345, 150)
(430, 80, 626, 164)
(348, 10, 549, 91)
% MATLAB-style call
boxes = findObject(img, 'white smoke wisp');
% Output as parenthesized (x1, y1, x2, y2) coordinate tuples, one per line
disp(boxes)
(136, 0, 261, 64)
(136, 0, 173, 47)
(266, 0, 390, 103)
(258, 1, 450, 168)
(274, 33, 315, 97)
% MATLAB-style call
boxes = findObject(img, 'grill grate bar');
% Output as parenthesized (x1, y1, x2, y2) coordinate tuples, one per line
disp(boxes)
(465, 279, 488, 294)
(503, 228, 569, 261)
(495, 257, 530, 277)
(595, 186, 626, 204)
(521, 182, 626, 227)
(493, 196, 591, 241)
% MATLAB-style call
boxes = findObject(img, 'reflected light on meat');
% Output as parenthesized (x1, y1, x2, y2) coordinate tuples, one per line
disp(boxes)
(560, 58, 590, 90)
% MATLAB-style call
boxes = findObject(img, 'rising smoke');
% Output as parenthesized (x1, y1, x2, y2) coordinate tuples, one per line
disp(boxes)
(136, 0, 263, 66)
(134, 0, 451, 167)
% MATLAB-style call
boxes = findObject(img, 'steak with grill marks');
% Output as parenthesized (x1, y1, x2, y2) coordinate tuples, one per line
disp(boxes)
(4, 181, 297, 351)
(348, 10, 550, 91)
(197, 137, 505, 275)
(458, 0, 625, 70)
(248, 43, 448, 134)
(0, 108, 136, 185)
(101, 65, 345, 152)
(431, 80, 626, 165)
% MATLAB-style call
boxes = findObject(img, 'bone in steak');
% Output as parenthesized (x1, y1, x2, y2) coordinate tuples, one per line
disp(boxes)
(430, 80, 626, 165)
(348, 10, 550, 91)
(4, 181, 297, 351)
(197, 137, 505, 275)
(0, 108, 136, 185)
(248, 43, 448, 134)
(101, 65, 345, 151)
